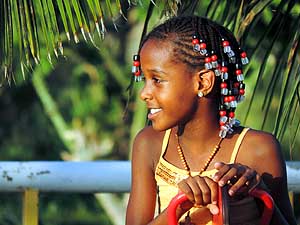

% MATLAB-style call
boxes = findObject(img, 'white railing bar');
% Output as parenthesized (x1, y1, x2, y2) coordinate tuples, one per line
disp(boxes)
(0, 161, 131, 193)
(0, 161, 299, 193)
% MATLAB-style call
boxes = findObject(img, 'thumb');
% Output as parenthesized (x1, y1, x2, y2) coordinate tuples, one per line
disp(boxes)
(214, 162, 225, 170)
(207, 203, 219, 215)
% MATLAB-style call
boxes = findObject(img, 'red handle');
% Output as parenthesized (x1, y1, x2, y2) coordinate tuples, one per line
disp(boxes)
(167, 193, 188, 225)
(249, 188, 274, 225)
(167, 187, 274, 225)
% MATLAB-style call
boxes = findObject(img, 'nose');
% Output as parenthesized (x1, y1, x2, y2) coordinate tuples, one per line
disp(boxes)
(140, 81, 153, 102)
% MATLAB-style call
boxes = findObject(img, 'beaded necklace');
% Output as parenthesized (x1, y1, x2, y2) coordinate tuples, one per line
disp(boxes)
(175, 133, 224, 175)
(175, 132, 224, 225)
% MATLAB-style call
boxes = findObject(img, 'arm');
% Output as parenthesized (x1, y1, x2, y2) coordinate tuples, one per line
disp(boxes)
(126, 128, 170, 225)
(256, 134, 296, 225)
(213, 131, 296, 225)
(246, 132, 296, 225)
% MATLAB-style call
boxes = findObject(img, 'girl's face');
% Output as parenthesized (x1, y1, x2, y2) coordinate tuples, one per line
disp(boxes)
(139, 39, 199, 131)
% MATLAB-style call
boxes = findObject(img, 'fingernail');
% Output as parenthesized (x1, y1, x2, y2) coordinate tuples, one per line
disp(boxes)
(211, 207, 219, 215)
(219, 181, 225, 186)
(228, 190, 234, 196)
(214, 162, 220, 167)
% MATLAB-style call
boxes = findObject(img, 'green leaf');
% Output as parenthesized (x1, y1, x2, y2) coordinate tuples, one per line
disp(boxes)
(243, 2, 291, 124)
(4, 0, 14, 84)
(93, 0, 106, 38)
(116, 0, 127, 20)
(17, 0, 31, 68)
(33, 0, 52, 63)
(11, 0, 25, 80)
(29, 0, 41, 62)
(71, 0, 87, 41)
(63, 0, 79, 43)
(23, 0, 38, 64)
(0, 0, 4, 74)
(56, 0, 71, 41)
(275, 29, 300, 138)
(47, 0, 63, 54)
(237, 0, 273, 39)
(233, 0, 244, 36)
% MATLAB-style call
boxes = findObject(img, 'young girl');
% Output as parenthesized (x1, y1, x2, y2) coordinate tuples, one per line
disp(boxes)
(126, 16, 296, 225)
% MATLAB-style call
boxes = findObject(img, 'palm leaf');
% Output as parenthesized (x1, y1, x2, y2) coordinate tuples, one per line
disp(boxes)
(4, 0, 13, 84)
(0, 0, 299, 151)
(56, 0, 71, 41)
(93, 0, 106, 38)
(276, 27, 300, 139)
(170, 0, 300, 151)
(0, 0, 132, 82)
(236, 0, 273, 40)
(243, 13, 287, 124)
(11, 0, 25, 79)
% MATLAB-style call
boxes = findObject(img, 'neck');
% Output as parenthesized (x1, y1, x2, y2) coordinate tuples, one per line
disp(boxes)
(176, 98, 221, 150)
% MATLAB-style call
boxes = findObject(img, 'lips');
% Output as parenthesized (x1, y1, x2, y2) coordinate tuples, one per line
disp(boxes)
(148, 108, 162, 120)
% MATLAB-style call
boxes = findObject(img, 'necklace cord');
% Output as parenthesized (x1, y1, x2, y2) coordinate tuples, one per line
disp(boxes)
(174, 131, 224, 224)
(175, 132, 224, 175)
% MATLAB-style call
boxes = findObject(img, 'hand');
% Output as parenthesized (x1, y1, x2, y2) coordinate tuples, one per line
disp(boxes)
(177, 175, 219, 215)
(213, 162, 261, 196)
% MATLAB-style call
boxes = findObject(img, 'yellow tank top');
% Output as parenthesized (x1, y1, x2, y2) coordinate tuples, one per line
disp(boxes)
(154, 128, 260, 225)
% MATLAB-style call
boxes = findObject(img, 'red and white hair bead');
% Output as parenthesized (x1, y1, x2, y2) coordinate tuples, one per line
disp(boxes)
(132, 54, 143, 82)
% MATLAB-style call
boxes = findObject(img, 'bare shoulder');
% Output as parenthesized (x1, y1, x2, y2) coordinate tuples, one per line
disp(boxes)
(132, 126, 166, 170)
(237, 128, 285, 177)
(243, 129, 281, 156)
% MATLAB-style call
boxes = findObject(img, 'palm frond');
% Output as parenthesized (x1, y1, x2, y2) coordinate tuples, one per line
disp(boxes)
(276, 25, 300, 139)
(4, 0, 13, 84)
(0, 0, 133, 84)
(168, 0, 300, 152)
(0, 0, 299, 153)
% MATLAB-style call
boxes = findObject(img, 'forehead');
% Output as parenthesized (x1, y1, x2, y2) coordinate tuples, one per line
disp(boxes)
(139, 39, 177, 68)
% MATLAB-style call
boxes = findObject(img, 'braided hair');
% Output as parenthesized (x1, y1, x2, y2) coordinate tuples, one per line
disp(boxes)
(132, 16, 249, 138)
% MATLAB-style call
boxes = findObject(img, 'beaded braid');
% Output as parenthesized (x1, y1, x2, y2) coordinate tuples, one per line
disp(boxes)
(132, 16, 249, 138)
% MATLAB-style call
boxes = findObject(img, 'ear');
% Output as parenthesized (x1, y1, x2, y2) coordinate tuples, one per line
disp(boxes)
(194, 69, 215, 96)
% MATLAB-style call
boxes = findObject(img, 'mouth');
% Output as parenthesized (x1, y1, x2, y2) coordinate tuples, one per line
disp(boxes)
(148, 108, 162, 120)
(149, 108, 162, 114)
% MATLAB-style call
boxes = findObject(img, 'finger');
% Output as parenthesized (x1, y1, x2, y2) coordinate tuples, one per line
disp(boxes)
(234, 163, 247, 177)
(204, 177, 218, 205)
(248, 174, 262, 192)
(213, 163, 231, 183)
(214, 161, 225, 170)
(188, 176, 205, 206)
(228, 169, 257, 196)
(216, 163, 247, 186)
(217, 166, 238, 186)
(193, 176, 210, 206)
(177, 179, 195, 203)
(228, 164, 247, 184)
(207, 203, 219, 215)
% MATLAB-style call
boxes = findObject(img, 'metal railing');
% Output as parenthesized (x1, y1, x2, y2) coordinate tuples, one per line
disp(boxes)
(0, 161, 131, 193)
(0, 160, 299, 225)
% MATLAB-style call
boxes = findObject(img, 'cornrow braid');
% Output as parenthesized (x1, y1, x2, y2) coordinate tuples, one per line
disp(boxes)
(132, 16, 249, 138)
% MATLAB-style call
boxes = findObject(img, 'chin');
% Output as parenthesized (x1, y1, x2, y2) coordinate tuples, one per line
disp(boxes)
(151, 121, 174, 132)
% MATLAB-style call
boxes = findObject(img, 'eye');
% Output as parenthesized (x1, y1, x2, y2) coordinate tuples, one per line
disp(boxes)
(152, 77, 162, 83)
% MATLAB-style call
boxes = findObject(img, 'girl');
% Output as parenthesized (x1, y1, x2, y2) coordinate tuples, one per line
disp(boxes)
(126, 16, 296, 225)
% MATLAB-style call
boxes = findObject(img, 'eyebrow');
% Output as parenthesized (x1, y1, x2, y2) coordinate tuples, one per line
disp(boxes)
(146, 68, 167, 75)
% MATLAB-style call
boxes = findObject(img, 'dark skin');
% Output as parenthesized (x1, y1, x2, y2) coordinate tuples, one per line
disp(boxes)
(126, 39, 296, 225)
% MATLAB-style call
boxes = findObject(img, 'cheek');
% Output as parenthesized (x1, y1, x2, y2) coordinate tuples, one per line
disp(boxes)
(158, 80, 197, 109)
(170, 91, 198, 115)
(176, 88, 197, 104)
